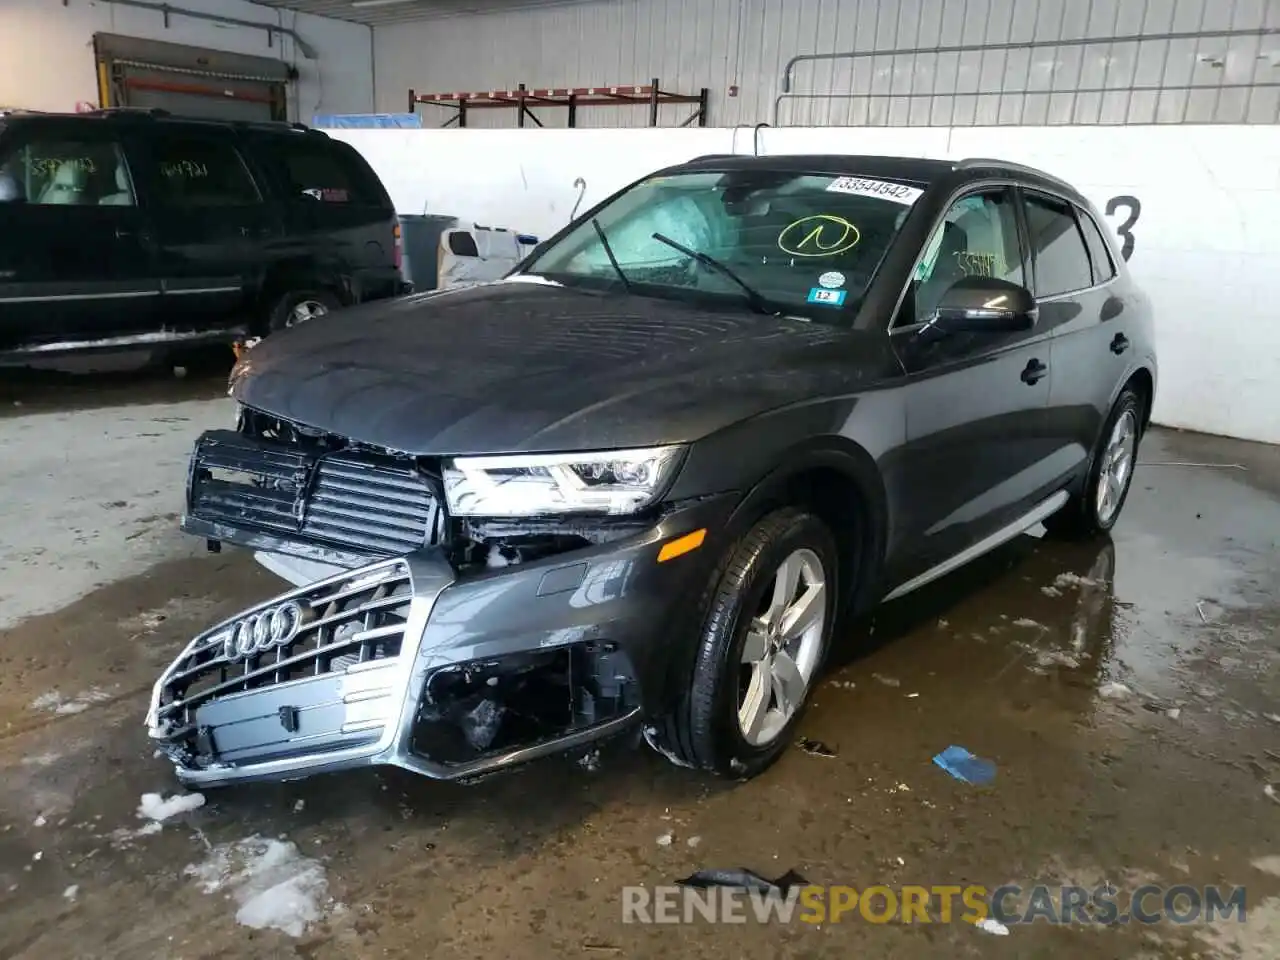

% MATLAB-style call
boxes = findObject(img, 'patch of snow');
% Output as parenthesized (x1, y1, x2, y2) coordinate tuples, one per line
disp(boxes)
(63, 885, 78, 900)
(1040, 585, 1062, 597)
(1098, 681, 1131, 699)
(871, 673, 900, 688)
(687, 836, 701, 848)
(1012, 618, 1044, 629)
(31, 851, 42, 862)
(1166, 707, 1182, 720)
(186, 836, 330, 938)
(32, 815, 45, 827)
(1264, 713, 1280, 724)
(976, 917, 1010, 935)
(656, 832, 673, 847)
(1054, 573, 1099, 589)
(30, 688, 112, 715)
(828, 679, 857, 690)
(138, 792, 205, 822)
(293, 799, 305, 813)
(20, 752, 61, 767)
(1253, 856, 1280, 877)
(486, 549, 512, 569)
(1265, 785, 1279, 805)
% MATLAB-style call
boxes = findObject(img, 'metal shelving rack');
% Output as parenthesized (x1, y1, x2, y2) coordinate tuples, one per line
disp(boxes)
(408, 78, 709, 128)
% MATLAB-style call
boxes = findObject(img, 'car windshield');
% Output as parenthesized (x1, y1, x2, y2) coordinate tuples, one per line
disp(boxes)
(524, 168, 924, 323)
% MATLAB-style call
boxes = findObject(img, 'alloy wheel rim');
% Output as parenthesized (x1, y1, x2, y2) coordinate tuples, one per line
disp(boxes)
(287, 300, 329, 327)
(1096, 409, 1137, 525)
(737, 547, 827, 747)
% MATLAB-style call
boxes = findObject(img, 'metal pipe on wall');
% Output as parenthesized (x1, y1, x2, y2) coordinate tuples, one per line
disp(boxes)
(104, 0, 319, 59)
(780, 26, 1280, 94)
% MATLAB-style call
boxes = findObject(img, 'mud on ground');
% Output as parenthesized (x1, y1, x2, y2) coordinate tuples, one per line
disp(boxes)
(0, 376, 1277, 959)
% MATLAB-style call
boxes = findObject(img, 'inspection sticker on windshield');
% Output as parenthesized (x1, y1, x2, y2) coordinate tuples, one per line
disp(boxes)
(818, 271, 845, 289)
(807, 287, 847, 307)
(825, 176, 923, 205)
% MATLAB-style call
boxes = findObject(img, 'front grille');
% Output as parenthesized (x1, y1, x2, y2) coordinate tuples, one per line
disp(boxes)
(152, 560, 413, 738)
(187, 430, 443, 557)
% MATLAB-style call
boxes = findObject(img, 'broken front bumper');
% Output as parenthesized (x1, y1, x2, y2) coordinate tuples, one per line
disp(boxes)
(146, 497, 732, 787)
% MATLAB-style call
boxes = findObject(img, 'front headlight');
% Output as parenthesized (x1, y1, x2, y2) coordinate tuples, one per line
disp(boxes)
(442, 446, 684, 517)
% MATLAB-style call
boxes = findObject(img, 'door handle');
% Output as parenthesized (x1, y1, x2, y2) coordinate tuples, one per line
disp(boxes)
(1021, 358, 1048, 385)
(1110, 332, 1130, 355)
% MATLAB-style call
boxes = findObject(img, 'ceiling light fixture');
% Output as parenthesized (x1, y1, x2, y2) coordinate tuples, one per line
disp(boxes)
(351, 0, 415, 8)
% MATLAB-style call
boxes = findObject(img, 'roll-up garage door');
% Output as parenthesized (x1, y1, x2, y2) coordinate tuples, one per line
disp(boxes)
(93, 33, 292, 122)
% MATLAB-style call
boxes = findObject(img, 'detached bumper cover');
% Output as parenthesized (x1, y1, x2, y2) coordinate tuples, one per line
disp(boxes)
(147, 497, 732, 787)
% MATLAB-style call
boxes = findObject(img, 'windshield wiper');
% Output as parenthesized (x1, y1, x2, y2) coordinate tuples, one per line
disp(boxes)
(650, 232, 778, 316)
(591, 218, 631, 292)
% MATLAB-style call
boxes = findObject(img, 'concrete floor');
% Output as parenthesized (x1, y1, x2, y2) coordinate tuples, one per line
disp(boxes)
(0, 366, 1278, 960)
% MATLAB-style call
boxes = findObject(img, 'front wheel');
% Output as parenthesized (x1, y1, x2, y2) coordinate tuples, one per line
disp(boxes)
(1045, 386, 1144, 539)
(650, 507, 838, 779)
(266, 289, 342, 333)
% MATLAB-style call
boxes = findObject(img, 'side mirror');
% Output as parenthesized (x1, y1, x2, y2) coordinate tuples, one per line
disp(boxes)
(933, 276, 1037, 333)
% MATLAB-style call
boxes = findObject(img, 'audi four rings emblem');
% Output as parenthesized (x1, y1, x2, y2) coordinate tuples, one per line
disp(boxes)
(223, 601, 304, 661)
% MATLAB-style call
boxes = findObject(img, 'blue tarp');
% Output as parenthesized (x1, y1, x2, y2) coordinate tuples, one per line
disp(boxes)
(312, 113, 422, 128)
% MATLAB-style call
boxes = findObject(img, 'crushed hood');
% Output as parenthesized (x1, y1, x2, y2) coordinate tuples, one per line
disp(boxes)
(229, 280, 894, 455)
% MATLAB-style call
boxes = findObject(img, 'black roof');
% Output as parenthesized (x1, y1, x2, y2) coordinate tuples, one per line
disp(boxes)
(675, 151, 1081, 200)
(0, 108, 323, 138)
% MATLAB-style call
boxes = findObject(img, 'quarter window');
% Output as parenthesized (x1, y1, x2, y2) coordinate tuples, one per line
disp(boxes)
(271, 141, 380, 205)
(147, 136, 261, 207)
(1023, 194, 1093, 297)
(0, 138, 135, 206)
(910, 187, 1025, 325)
(1077, 209, 1118, 284)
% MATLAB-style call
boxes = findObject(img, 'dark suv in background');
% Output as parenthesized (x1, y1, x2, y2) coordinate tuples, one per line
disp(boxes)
(0, 109, 406, 362)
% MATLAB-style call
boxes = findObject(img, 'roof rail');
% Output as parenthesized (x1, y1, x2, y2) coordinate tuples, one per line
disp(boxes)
(688, 153, 747, 162)
(956, 156, 1075, 189)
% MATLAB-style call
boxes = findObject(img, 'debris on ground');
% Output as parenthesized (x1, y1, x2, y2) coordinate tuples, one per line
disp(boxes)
(32, 815, 45, 827)
(933, 746, 997, 786)
(657, 832, 674, 847)
(643, 727, 696, 769)
(1265, 784, 1279, 805)
(293, 799, 305, 813)
(976, 917, 1011, 935)
(687, 836, 702, 848)
(185, 836, 330, 938)
(872, 673, 901, 688)
(1041, 585, 1063, 597)
(63, 885, 78, 900)
(1012, 618, 1045, 629)
(577, 748, 601, 772)
(1264, 714, 1280, 725)
(798, 737, 837, 758)
(1167, 708, 1182, 720)
(137, 792, 206, 822)
(828, 679, 857, 690)
(1098, 681, 1132, 699)
(676, 868, 809, 895)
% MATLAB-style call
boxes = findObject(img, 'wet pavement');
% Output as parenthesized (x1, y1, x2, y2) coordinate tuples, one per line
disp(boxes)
(0, 372, 1277, 959)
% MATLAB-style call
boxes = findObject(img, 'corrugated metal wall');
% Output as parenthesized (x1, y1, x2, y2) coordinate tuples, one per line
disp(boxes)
(375, 0, 1280, 127)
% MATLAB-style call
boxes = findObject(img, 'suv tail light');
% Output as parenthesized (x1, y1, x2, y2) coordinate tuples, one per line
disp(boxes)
(392, 218, 403, 274)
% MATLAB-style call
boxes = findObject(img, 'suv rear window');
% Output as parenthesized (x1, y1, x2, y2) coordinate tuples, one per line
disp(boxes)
(271, 139, 385, 206)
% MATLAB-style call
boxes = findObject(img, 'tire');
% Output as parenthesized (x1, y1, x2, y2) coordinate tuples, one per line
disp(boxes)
(1044, 386, 1144, 540)
(649, 507, 839, 779)
(266, 289, 342, 333)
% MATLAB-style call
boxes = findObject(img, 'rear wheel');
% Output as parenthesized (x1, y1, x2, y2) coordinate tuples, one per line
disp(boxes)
(649, 507, 838, 779)
(1045, 386, 1144, 539)
(266, 289, 342, 333)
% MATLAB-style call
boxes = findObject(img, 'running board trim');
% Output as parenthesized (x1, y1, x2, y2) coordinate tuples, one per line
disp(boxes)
(881, 490, 1070, 604)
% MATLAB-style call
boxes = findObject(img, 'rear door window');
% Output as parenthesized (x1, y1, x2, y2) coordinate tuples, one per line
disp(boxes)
(145, 135, 262, 207)
(0, 135, 135, 206)
(1023, 193, 1094, 297)
(270, 139, 384, 206)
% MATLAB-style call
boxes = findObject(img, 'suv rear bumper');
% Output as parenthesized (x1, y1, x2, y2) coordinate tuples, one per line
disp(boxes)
(149, 496, 734, 788)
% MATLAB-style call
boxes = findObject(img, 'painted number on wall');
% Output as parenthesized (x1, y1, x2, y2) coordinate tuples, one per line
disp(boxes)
(1104, 195, 1141, 262)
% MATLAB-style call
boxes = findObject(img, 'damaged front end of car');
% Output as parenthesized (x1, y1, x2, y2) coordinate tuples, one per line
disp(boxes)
(146, 551, 648, 786)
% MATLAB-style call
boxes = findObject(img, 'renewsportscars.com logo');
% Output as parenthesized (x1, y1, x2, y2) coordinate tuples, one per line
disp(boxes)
(621, 883, 1249, 927)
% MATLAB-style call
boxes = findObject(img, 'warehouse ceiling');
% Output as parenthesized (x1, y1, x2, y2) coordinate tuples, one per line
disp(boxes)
(251, 0, 580, 26)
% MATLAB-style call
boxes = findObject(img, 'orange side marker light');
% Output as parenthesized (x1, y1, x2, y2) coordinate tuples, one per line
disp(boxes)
(657, 528, 707, 563)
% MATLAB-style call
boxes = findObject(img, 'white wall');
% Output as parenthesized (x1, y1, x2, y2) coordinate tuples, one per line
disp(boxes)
(374, 0, 1280, 127)
(330, 123, 1280, 446)
(0, 0, 373, 121)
